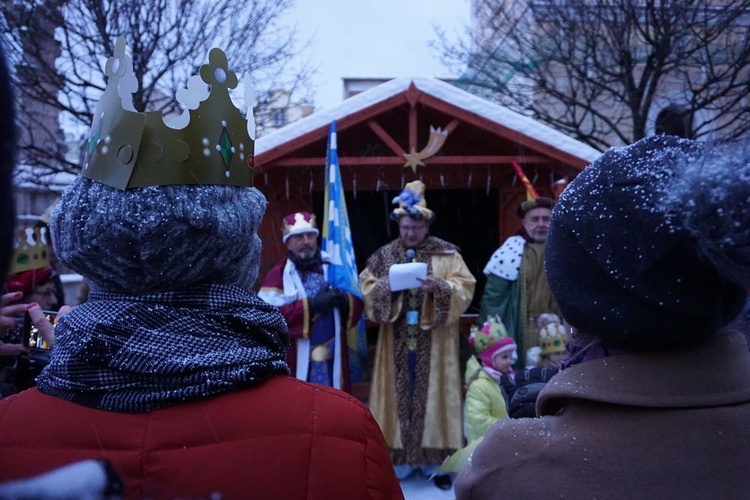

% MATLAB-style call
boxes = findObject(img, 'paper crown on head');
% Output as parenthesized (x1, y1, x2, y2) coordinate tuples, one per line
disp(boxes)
(10, 227, 50, 274)
(282, 212, 319, 243)
(391, 180, 435, 221)
(80, 37, 255, 191)
(469, 316, 511, 355)
(539, 322, 568, 356)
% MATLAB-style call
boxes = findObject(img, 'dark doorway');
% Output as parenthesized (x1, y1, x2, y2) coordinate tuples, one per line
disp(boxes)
(313, 188, 500, 313)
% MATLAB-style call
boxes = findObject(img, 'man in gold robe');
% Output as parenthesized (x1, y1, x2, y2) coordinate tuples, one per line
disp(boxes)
(360, 180, 475, 490)
(478, 197, 560, 368)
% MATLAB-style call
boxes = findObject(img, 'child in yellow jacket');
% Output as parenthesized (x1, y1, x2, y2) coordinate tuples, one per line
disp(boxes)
(464, 318, 517, 442)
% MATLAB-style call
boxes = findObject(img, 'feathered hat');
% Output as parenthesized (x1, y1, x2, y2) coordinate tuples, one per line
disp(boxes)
(390, 180, 434, 221)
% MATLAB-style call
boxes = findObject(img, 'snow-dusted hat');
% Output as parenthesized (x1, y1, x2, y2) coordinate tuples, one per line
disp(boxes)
(390, 180, 435, 221)
(281, 211, 319, 243)
(52, 180, 266, 294)
(546, 135, 749, 350)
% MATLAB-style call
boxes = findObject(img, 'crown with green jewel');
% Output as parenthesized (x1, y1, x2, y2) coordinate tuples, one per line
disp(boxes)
(81, 37, 254, 190)
(11, 227, 50, 274)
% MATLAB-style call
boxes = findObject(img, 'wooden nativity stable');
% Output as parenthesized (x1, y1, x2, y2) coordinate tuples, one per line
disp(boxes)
(254, 77, 600, 316)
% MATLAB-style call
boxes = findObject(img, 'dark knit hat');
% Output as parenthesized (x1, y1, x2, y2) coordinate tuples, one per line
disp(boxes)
(50, 177, 266, 294)
(517, 197, 555, 218)
(546, 135, 749, 350)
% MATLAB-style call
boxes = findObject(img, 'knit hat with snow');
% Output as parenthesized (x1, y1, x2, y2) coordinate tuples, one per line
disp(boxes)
(545, 135, 749, 350)
(50, 178, 266, 294)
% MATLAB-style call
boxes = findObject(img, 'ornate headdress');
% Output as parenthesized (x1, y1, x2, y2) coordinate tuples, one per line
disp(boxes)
(390, 180, 435, 221)
(539, 322, 568, 356)
(10, 227, 50, 274)
(6, 227, 54, 294)
(470, 316, 516, 368)
(81, 37, 254, 190)
(281, 212, 319, 243)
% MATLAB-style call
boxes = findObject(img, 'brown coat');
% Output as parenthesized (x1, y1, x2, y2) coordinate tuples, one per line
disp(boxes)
(455, 331, 750, 499)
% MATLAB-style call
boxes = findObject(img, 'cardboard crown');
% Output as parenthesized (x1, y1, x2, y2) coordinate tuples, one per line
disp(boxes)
(11, 227, 50, 274)
(81, 37, 255, 190)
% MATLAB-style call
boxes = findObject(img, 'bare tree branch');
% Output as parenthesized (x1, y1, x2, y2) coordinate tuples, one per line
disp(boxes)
(437, 0, 750, 151)
(3, 0, 313, 185)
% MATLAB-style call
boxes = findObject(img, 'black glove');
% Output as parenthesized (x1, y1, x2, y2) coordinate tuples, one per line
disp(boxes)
(332, 289, 349, 317)
(309, 286, 339, 314)
(331, 289, 348, 309)
(309, 286, 349, 315)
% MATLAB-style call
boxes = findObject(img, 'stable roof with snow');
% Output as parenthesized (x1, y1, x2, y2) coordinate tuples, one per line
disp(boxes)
(256, 76, 600, 169)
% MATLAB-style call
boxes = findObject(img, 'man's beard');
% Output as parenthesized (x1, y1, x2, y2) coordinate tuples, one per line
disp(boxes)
(296, 248, 316, 260)
(289, 248, 322, 271)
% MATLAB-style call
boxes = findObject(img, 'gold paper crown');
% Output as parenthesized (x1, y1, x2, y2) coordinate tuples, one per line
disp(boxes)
(469, 316, 509, 354)
(81, 37, 254, 190)
(11, 227, 50, 274)
(539, 322, 567, 356)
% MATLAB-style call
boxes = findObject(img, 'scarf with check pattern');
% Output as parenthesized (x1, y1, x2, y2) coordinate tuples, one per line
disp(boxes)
(36, 284, 289, 413)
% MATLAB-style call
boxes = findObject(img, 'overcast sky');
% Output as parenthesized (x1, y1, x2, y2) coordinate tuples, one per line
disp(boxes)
(285, 0, 471, 110)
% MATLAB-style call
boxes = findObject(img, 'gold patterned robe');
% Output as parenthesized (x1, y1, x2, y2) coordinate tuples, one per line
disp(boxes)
(360, 236, 475, 466)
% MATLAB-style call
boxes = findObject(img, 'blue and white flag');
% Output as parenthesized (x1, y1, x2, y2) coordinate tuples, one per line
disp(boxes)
(321, 121, 367, 383)
(322, 121, 361, 298)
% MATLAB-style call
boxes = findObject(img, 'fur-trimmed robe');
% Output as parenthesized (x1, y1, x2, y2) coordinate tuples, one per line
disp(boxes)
(258, 252, 363, 392)
(359, 236, 475, 465)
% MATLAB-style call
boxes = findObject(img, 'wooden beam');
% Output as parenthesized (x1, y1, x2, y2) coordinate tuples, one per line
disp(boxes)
(444, 118, 460, 134)
(408, 102, 417, 153)
(256, 93, 410, 166)
(265, 154, 551, 168)
(416, 93, 591, 169)
(367, 119, 406, 156)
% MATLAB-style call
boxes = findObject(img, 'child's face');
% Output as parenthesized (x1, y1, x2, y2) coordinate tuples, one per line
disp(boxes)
(547, 351, 569, 368)
(492, 350, 515, 373)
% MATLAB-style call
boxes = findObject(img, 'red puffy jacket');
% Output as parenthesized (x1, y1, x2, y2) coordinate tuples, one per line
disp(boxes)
(0, 376, 403, 499)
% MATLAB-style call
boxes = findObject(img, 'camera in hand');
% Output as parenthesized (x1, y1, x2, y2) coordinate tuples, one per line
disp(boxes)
(14, 310, 56, 391)
(23, 310, 56, 350)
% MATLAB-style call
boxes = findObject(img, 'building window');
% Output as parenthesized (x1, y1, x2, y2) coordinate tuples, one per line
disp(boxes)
(273, 109, 286, 127)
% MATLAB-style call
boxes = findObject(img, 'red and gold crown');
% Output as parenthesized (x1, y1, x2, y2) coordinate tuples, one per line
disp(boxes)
(81, 37, 254, 190)
(281, 212, 319, 243)
(10, 227, 50, 274)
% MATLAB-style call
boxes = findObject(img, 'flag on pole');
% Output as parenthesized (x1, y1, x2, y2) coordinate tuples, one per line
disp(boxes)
(321, 121, 367, 383)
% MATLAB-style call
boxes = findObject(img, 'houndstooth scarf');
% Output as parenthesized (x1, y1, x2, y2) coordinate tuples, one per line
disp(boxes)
(36, 284, 289, 413)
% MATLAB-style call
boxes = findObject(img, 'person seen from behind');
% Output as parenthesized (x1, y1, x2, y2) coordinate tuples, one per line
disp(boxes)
(0, 38, 402, 499)
(455, 135, 750, 498)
